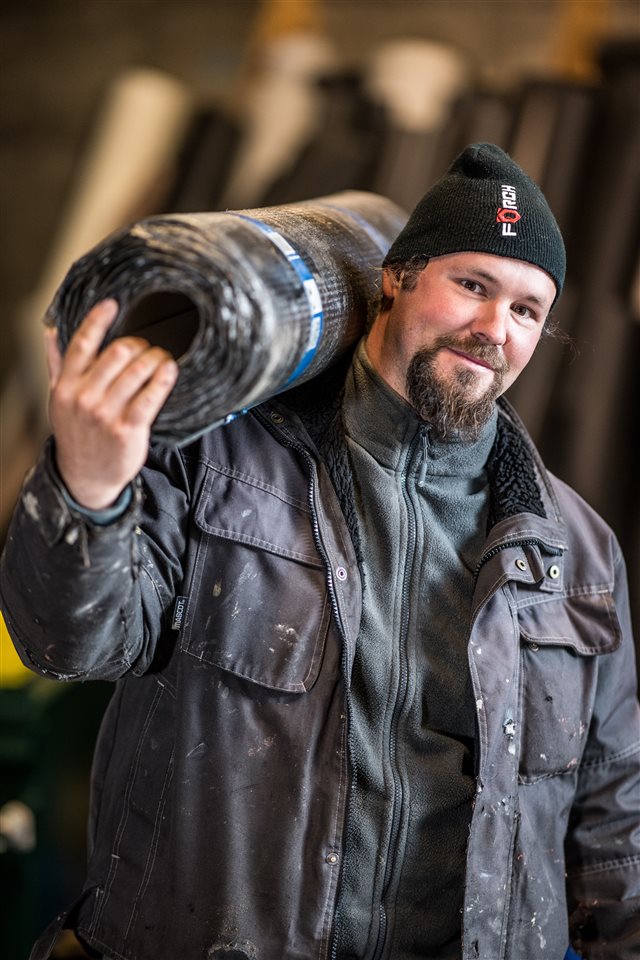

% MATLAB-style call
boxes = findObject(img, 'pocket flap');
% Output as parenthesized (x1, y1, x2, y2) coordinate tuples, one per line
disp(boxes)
(517, 589, 622, 656)
(183, 467, 330, 692)
(195, 467, 322, 567)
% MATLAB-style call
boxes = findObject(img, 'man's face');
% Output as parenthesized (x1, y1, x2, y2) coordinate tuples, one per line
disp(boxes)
(366, 251, 557, 439)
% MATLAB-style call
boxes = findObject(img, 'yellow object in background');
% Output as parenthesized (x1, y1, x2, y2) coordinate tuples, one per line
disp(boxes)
(551, 0, 611, 82)
(0, 611, 32, 687)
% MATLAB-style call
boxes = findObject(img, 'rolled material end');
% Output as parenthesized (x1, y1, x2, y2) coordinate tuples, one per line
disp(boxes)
(46, 191, 408, 444)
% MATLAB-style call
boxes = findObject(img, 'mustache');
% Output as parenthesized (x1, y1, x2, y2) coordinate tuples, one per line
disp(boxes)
(434, 334, 508, 373)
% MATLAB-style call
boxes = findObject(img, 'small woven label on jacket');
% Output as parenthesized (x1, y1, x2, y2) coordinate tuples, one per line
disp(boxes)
(171, 596, 189, 631)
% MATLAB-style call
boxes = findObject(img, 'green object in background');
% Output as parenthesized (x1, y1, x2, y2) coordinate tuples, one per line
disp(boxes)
(0, 677, 113, 960)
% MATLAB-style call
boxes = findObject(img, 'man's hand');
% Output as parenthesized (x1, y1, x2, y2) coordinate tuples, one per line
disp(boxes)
(46, 299, 179, 510)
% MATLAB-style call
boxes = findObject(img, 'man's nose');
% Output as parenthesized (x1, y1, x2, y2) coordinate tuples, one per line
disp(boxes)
(469, 300, 508, 345)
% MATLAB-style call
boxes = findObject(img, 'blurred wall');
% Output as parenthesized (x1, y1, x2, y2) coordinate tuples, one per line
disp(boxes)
(2, 0, 639, 356)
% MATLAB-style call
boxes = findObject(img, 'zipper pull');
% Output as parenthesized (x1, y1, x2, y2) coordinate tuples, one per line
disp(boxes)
(417, 429, 429, 487)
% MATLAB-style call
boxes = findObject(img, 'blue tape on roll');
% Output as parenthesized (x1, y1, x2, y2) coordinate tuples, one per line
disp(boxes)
(231, 213, 324, 387)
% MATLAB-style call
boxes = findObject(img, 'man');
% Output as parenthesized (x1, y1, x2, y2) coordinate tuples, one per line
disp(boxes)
(1, 144, 638, 960)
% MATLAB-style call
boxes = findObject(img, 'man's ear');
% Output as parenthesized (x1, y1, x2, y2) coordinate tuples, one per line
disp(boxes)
(381, 268, 400, 301)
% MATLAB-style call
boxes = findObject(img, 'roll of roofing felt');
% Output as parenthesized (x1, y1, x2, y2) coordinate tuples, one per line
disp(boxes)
(45, 190, 407, 445)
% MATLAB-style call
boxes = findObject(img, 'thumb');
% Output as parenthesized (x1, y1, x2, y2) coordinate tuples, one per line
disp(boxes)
(44, 326, 63, 388)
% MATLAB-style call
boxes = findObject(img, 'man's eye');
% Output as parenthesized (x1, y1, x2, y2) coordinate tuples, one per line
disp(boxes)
(512, 304, 534, 319)
(460, 279, 481, 292)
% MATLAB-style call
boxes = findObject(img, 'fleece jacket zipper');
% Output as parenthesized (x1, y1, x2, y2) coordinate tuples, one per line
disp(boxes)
(371, 425, 428, 959)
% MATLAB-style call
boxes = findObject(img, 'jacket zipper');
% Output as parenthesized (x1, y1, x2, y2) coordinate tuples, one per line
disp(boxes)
(253, 411, 350, 640)
(372, 425, 427, 959)
(417, 429, 429, 487)
(252, 410, 356, 960)
(473, 537, 563, 583)
(300, 447, 359, 960)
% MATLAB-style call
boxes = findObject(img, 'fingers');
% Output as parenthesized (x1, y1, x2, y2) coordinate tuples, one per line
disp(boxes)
(46, 299, 179, 511)
(72, 335, 152, 401)
(53, 343, 178, 437)
(61, 299, 119, 378)
(52, 296, 165, 403)
(124, 357, 179, 426)
(48, 296, 178, 441)
(101, 345, 178, 419)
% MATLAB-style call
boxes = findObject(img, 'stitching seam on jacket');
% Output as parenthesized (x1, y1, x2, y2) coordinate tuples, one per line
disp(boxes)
(568, 853, 640, 877)
(183, 453, 310, 511)
(579, 739, 640, 769)
(95, 682, 165, 928)
(123, 750, 175, 942)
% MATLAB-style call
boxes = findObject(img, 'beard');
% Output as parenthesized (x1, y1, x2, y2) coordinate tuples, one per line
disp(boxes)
(406, 334, 508, 442)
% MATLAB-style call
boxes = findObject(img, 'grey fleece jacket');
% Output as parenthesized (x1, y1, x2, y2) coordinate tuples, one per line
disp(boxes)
(333, 341, 497, 959)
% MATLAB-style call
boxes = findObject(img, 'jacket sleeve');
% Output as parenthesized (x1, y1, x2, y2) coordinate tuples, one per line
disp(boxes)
(0, 437, 191, 681)
(565, 538, 640, 959)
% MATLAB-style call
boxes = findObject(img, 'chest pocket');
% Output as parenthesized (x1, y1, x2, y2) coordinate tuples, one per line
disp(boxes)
(180, 465, 331, 693)
(515, 588, 622, 782)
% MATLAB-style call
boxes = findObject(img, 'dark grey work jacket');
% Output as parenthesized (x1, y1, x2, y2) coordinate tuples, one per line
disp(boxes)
(1, 384, 639, 960)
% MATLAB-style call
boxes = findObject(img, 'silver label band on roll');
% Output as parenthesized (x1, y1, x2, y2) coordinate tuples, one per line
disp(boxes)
(231, 213, 324, 387)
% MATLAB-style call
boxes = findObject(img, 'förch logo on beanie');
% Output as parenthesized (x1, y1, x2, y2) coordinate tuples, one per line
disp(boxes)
(382, 142, 566, 303)
(496, 185, 521, 237)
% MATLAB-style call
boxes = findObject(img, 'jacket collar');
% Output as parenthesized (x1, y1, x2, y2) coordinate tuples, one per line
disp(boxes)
(343, 338, 498, 479)
(271, 348, 564, 539)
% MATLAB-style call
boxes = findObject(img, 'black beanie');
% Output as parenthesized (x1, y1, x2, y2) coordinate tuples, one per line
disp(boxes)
(383, 142, 566, 301)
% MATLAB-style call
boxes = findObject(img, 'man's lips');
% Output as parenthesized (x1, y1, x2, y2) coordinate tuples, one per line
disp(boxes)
(445, 346, 496, 371)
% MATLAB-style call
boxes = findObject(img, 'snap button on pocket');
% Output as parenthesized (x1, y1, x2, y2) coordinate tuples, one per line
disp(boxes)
(515, 558, 528, 571)
(529, 642, 539, 652)
(326, 852, 339, 865)
(548, 564, 560, 579)
(336, 566, 348, 582)
(270, 412, 284, 424)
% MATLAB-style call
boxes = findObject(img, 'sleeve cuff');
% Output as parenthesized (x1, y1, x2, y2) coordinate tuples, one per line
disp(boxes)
(59, 483, 133, 526)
